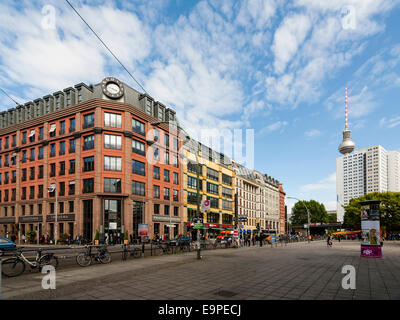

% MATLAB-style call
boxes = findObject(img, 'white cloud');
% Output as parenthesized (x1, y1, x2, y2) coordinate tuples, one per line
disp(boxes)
(272, 14, 312, 74)
(260, 120, 288, 135)
(300, 172, 336, 192)
(305, 129, 323, 138)
(379, 116, 400, 129)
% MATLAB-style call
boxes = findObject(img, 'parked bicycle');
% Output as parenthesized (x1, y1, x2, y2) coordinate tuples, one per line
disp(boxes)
(122, 244, 141, 261)
(1, 248, 58, 277)
(76, 245, 111, 267)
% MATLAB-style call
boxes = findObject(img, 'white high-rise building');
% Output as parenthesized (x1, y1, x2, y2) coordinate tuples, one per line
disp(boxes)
(336, 145, 400, 221)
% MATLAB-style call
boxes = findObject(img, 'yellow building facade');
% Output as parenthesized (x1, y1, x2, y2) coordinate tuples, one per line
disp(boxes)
(182, 143, 235, 238)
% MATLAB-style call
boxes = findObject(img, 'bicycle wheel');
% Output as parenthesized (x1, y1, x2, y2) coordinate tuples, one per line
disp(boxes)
(1, 257, 25, 277)
(76, 253, 92, 267)
(98, 251, 111, 264)
(39, 254, 59, 271)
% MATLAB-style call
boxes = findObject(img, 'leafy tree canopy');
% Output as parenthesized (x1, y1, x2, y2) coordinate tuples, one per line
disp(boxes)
(343, 192, 400, 230)
(290, 200, 329, 225)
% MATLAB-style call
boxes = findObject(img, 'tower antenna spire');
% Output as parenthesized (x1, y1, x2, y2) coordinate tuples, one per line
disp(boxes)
(338, 84, 355, 155)
(345, 84, 348, 130)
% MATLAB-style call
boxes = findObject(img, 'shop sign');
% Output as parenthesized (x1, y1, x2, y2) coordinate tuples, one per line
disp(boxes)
(19, 216, 43, 223)
(0, 217, 15, 224)
(193, 223, 203, 230)
(46, 214, 75, 222)
(152, 216, 181, 223)
(109, 222, 117, 230)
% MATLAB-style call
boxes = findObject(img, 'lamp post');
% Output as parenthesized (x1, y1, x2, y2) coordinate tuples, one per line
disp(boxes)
(287, 196, 310, 243)
(151, 120, 202, 259)
(48, 183, 58, 245)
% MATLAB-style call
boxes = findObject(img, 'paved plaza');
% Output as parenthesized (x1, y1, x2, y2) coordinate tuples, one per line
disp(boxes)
(1, 241, 400, 300)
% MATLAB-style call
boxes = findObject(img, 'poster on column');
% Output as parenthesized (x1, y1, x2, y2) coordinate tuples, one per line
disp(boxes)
(138, 224, 148, 237)
(361, 220, 380, 246)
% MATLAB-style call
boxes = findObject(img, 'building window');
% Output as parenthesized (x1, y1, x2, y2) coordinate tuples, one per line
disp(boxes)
(83, 156, 94, 172)
(154, 204, 160, 215)
(38, 146, 44, 160)
(104, 178, 121, 193)
(132, 139, 145, 156)
(29, 167, 35, 180)
(68, 182, 75, 195)
(22, 132, 27, 144)
(83, 135, 94, 150)
(174, 207, 179, 216)
(207, 212, 220, 224)
(83, 113, 95, 129)
(104, 156, 122, 171)
(207, 182, 219, 195)
(165, 134, 169, 147)
(39, 127, 44, 140)
(59, 141, 65, 155)
(207, 196, 219, 209)
(69, 160, 75, 174)
(59, 161, 65, 176)
(104, 112, 122, 128)
(132, 160, 145, 176)
(207, 168, 219, 181)
(50, 163, 56, 177)
(164, 188, 170, 200)
(69, 139, 76, 153)
(173, 155, 178, 168)
(69, 118, 75, 132)
(59, 182, 65, 196)
(69, 201, 74, 213)
(164, 205, 169, 216)
(173, 190, 179, 202)
(153, 129, 160, 142)
(30, 148, 35, 161)
(21, 152, 27, 164)
(164, 152, 169, 165)
(83, 178, 94, 193)
(21, 187, 26, 200)
(222, 174, 232, 186)
(28, 130, 35, 143)
(188, 161, 199, 174)
(38, 185, 43, 198)
(50, 143, 56, 157)
(153, 185, 160, 198)
(5, 137, 9, 149)
(132, 119, 145, 135)
(173, 138, 178, 150)
(104, 134, 122, 150)
(49, 123, 56, 137)
(153, 166, 160, 180)
(164, 169, 170, 182)
(21, 169, 27, 181)
(132, 181, 145, 196)
(222, 200, 232, 211)
(59, 120, 65, 135)
(173, 172, 179, 185)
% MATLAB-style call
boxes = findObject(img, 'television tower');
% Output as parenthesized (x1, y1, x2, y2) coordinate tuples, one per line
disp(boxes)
(338, 85, 355, 155)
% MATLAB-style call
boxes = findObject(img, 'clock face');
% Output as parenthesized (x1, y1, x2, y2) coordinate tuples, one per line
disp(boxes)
(106, 83, 120, 94)
(101, 77, 124, 99)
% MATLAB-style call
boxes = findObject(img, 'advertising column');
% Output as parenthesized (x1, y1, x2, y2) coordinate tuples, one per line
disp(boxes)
(360, 200, 382, 258)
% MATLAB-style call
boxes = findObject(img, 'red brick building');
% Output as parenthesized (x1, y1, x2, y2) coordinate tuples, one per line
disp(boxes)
(0, 77, 183, 242)
(279, 183, 286, 234)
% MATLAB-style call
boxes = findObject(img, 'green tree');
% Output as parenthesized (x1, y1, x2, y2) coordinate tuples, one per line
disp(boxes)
(290, 200, 329, 225)
(343, 192, 400, 230)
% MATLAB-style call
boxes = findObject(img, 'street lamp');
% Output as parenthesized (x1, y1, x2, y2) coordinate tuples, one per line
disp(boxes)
(48, 183, 58, 245)
(287, 196, 310, 243)
(151, 121, 202, 259)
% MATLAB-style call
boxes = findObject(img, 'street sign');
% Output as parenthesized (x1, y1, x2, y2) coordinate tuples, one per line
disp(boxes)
(166, 224, 175, 228)
(201, 199, 210, 213)
(193, 223, 203, 230)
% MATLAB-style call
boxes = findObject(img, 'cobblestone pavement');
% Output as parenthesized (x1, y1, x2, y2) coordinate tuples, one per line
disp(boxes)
(1, 241, 400, 300)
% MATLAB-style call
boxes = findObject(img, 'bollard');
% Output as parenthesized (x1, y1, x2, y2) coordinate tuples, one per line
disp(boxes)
(141, 242, 145, 258)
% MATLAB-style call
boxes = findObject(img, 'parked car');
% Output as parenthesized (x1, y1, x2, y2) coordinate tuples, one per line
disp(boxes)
(169, 236, 192, 246)
(0, 237, 17, 256)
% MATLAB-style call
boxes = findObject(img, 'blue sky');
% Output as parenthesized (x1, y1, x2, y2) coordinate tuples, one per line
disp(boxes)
(1, 0, 400, 213)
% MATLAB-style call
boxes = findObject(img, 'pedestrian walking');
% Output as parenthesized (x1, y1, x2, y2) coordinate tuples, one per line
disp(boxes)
(327, 235, 332, 247)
